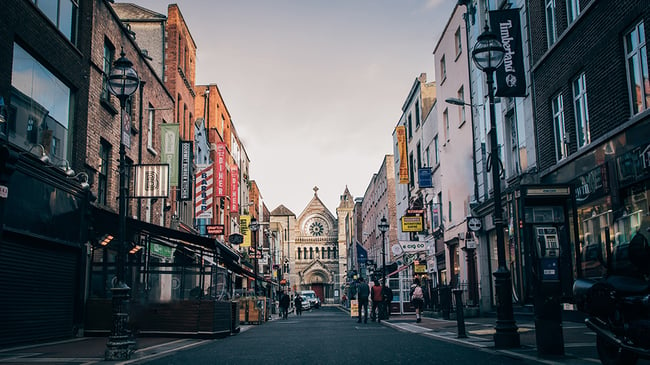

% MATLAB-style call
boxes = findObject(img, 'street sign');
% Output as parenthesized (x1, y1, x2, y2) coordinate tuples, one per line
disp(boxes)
(206, 224, 224, 235)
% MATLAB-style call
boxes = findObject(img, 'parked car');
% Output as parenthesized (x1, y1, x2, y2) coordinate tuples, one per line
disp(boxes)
(299, 290, 321, 309)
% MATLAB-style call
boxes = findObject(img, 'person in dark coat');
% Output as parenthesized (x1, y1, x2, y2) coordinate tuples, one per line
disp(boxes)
(279, 292, 290, 319)
(294, 295, 303, 316)
(356, 277, 370, 323)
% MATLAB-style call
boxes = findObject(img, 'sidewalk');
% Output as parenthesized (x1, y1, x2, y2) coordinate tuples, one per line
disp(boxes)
(381, 312, 600, 365)
(0, 329, 253, 365)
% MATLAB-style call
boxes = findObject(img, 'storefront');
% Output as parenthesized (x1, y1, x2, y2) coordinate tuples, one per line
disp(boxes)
(84, 206, 242, 337)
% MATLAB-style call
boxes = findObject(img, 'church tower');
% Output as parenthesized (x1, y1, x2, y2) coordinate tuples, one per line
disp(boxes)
(336, 186, 354, 303)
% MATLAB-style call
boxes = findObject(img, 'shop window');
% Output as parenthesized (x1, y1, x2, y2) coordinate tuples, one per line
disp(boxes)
(624, 22, 649, 115)
(10, 43, 71, 162)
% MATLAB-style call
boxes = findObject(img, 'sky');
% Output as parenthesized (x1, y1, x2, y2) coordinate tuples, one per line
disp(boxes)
(118, 0, 457, 215)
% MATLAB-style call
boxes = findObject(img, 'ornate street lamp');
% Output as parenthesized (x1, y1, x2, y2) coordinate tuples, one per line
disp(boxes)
(105, 49, 139, 360)
(472, 25, 520, 349)
(378, 216, 389, 285)
(249, 217, 260, 296)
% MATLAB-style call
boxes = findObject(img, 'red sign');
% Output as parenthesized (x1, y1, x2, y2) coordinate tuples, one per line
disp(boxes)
(230, 164, 238, 212)
(215, 142, 227, 197)
(206, 224, 224, 235)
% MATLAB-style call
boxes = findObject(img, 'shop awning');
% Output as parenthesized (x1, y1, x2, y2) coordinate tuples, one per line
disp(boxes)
(91, 206, 239, 264)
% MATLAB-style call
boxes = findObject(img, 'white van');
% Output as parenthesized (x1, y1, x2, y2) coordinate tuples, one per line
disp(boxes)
(299, 290, 321, 309)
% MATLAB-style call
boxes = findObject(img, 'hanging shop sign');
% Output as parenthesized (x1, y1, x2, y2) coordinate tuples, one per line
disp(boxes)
(401, 216, 423, 232)
(399, 240, 427, 253)
(133, 164, 169, 198)
(195, 164, 213, 219)
(179, 140, 192, 201)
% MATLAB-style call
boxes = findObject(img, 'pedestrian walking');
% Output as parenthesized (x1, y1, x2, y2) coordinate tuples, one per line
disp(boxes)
(410, 277, 424, 323)
(294, 295, 303, 316)
(382, 282, 393, 320)
(356, 277, 370, 323)
(279, 292, 290, 319)
(370, 280, 383, 322)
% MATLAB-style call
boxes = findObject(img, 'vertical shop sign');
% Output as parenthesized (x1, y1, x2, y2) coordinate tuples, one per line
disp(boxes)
(179, 141, 192, 201)
(490, 8, 527, 97)
(195, 164, 213, 219)
(161, 124, 179, 186)
(396, 126, 409, 184)
(230, 164, 239, 212)
(215, 142, 227, 197)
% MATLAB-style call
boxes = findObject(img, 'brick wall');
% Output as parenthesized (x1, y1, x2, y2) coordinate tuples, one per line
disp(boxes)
(531, 0, 649, 173)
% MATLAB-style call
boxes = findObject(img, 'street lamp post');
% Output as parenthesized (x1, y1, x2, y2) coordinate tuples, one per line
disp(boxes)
(471, 25, 520, 349)
(106, 50, 140, 360)
(378, 216, 389, 284)
(249, 217, 260, 296)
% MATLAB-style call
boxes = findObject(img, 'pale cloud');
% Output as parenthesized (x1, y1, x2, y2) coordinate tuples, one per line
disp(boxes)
(424, 0, 447, 9)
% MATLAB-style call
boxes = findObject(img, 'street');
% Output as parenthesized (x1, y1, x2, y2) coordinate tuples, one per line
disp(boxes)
(133, 307, 542, 365)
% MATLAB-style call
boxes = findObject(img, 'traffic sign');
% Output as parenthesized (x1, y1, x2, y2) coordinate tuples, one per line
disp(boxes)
(467, 217, 482, 231)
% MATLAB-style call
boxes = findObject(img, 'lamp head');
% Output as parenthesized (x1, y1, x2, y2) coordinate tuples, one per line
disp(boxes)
(249, 217, 260, 232)
(472, 24, 505, 72)
(108, 49, 140, 104)
(378, 216, 389, 233)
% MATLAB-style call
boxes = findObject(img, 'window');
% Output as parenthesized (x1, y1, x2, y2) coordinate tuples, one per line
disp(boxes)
(10, 43, 71, 162)
(455, 26, 462, 57)
(416, 142, 422, 169)
(506, 113, 520, 176)
(448, 200, 452, 222)
(573, 73, 590, 148)
(552, 93, 568, 160)
(440, 55, 447, 81)
(310, 247, 313, 259)
(102, 42, 114, 102)
(567, 0, 580, 24)
(425, 147, 430, 168)
(545, 0, 557, 47)
(98, 140, 110, 206)
(407, 114, 412, 140)
(434, 136, 439, 165)
(625, 22, 649, 115)
(415, 100, 421, 128)
(147, 104, 154, 149)
(443, 108, 450, 141)
(32, 0, 78, 42)
(457, 86, 466, 125)
(409, 152, 415, 188)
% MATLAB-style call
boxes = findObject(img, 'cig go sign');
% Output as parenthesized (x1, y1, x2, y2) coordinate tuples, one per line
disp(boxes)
(399, 241, 426, 253)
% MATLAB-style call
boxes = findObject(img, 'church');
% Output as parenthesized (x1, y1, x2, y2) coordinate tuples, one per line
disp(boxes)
(270, 186, 354, 304)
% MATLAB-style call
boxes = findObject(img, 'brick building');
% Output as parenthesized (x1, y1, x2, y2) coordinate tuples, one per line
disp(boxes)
(529, 0, 650, 279)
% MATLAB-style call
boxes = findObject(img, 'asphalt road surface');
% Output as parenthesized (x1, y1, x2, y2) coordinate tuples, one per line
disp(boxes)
(134, 307, 532, 365)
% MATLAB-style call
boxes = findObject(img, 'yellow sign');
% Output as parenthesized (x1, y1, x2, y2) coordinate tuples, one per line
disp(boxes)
(396, 126, 409, 184)
(401, 216, 423, 232)
(414, 264, 427, 273)
(240, 215, 251, 247)
(350, 299, 359, 317)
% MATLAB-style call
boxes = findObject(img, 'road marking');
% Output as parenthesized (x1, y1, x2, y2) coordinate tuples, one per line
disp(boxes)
(119, 339, 212, 365)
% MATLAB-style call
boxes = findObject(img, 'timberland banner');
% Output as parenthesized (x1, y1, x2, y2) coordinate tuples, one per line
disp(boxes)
(490, 8, 526, 97)
(396, 125, 409, 184)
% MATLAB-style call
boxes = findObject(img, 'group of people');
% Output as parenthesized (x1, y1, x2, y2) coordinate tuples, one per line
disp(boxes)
(354, 276, 425, 324)
(277, 291, 306, 319)
(354, 277, 393, 324)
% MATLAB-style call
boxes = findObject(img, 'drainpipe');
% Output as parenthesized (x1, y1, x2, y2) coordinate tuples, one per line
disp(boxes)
(137, 80, 146, 220)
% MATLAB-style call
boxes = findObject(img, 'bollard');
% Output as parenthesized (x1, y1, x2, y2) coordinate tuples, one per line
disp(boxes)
(452, 289, 467, 338)
(440, 286, 451, 320)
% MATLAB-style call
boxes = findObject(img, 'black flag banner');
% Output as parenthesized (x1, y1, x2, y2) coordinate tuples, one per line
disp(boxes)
(489, 8, 526, 97)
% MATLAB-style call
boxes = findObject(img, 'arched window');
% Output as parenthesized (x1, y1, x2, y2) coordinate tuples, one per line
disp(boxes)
(328, 247, 331, 259)
(297, 247, 301, 260)
(310, 247, 313, 259)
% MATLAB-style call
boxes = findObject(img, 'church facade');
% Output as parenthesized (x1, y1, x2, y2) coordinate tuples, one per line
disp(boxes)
(276, 186, 352, 304)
